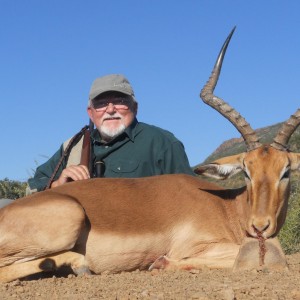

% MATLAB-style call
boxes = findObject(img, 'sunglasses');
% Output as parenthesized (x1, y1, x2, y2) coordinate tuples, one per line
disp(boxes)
(92, 97, 131, 112)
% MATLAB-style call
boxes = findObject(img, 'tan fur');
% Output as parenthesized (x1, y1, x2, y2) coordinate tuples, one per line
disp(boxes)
(0, 146, 299, 282)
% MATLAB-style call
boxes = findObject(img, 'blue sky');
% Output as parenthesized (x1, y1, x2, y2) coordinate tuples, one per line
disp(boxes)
(1, 1, 300, 181)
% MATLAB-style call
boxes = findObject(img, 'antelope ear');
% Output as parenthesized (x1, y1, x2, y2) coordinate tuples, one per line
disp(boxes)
(288, 153, 300, 171)
(194, 153, 245, 180)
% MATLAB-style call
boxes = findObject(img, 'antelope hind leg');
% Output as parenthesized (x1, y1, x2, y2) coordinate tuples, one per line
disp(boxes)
(0, 195, 86, 267)
(233, 237, 288, 271)
(0, 251, 90, 283)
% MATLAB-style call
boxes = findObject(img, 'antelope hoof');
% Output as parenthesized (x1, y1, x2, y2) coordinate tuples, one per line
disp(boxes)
(149, 255, 170, 271)
(72, 265, 92, 276)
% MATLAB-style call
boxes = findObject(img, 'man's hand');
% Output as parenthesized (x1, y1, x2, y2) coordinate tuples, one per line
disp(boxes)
(50, 165, 90, 188)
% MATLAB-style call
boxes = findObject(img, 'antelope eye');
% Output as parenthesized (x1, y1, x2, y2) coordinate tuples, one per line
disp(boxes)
(281, 169, 290, 180)
(243, 170, 250, 180)
(242, 161, 250, 180)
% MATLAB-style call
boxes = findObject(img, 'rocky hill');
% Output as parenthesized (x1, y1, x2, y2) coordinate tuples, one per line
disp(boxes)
(193, 122, 300, 189)
(198, 122, 300, 165)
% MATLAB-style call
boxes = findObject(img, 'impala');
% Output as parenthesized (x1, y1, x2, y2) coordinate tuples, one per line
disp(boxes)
(0, 27, 299, 282)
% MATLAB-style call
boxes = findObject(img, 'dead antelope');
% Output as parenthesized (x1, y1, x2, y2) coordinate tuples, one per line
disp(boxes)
(1, 27, 300, 283)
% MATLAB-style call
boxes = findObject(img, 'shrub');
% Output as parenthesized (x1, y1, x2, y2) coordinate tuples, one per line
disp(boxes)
(0, 178, 26, 200)
(278, 178, 300, 254)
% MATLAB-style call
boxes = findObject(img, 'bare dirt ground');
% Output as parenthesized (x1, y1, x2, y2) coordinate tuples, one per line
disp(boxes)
(1, 253, 300, 300)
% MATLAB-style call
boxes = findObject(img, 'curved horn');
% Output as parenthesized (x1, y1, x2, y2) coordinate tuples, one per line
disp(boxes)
(200, 27, 261, 151)
(271, 109, 300, 150)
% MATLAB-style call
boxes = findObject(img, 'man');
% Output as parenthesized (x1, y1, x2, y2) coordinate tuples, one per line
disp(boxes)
(27, 74, 194, 194)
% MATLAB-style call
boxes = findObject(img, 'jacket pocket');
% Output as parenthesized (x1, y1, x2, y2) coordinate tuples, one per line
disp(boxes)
(108, 159, 140, 174)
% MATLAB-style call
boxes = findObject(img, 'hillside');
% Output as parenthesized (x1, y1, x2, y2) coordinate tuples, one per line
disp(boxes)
(194, 122, 300, 188)
(199, 122, 300, 164)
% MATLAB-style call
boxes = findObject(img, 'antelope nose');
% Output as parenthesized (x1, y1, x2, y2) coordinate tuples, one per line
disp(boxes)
(252, 219, 270, 233)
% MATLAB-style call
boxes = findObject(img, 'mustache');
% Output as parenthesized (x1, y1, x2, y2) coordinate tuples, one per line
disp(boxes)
(103, 112, 123, 120)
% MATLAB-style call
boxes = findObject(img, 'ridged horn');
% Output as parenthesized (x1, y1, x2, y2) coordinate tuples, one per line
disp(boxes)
(200, 27, 262, 151)
(271, 109, 300, 150)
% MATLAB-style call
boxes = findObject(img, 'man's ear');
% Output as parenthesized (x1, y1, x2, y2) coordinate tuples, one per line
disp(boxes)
(132, 101, 138, 115)
(194, 153, 245, 180)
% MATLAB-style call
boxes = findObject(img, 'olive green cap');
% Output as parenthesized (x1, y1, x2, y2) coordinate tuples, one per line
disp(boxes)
(89, 74, 135, 100)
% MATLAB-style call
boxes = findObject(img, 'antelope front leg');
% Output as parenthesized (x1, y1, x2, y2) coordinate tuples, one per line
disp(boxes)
(149, 245, 239, 271)
(149, 255, 234, 271)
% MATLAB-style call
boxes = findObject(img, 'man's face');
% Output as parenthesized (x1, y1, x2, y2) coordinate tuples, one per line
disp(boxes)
(87, 92, 137, 142)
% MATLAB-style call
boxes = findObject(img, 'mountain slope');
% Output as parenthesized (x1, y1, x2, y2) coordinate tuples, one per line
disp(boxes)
(198, 122, 300, 165)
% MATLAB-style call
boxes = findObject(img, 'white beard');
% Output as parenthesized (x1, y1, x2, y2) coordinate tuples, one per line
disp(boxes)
(97, 123, 126, 142)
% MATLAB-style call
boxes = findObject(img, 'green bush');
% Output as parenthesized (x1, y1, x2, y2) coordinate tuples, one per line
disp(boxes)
(278, 178, 300, 254)
(0, 178, 26, 200)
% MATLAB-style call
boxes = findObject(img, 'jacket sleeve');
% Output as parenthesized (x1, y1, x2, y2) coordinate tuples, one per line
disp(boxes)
(159, 140, 195, 176)
(27, 146, 65, 193)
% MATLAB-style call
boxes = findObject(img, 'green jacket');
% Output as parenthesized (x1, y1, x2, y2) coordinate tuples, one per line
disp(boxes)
(28, 119, 195, 192)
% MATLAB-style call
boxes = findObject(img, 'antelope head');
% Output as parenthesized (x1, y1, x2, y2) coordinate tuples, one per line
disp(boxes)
(195, 27, 300, 239)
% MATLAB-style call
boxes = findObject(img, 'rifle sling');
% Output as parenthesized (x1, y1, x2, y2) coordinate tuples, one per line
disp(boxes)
(45, 125, 89, 190)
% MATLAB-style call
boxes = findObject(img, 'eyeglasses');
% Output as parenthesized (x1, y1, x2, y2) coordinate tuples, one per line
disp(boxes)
(92, 97, 131, 112)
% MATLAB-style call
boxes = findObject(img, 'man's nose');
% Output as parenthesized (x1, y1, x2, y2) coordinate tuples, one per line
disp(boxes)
(105, 103, 117, 113)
